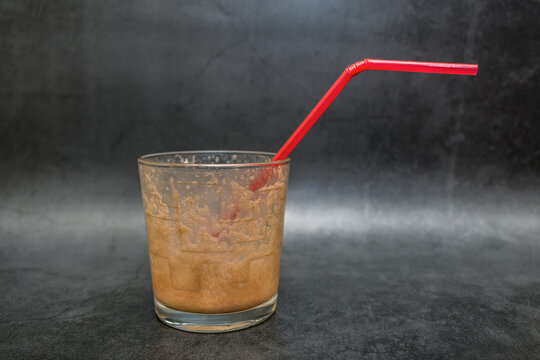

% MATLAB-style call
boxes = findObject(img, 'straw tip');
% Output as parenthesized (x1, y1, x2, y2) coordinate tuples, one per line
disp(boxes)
(465, 64, 478, 75)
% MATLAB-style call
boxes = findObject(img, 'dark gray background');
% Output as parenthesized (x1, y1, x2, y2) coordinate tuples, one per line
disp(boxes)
(1, 0, 540, 359)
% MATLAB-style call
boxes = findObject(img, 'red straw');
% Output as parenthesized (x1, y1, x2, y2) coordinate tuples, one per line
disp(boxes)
(218, 59, 478, 234)
(248, 59, 477, 191)
(271, 59, 478, 163)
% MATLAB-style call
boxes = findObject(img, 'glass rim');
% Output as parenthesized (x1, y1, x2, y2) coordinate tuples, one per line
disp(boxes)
(137, 150, 290, 168)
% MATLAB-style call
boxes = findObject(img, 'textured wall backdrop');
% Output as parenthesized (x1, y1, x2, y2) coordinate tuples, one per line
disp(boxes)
(2, 1, 539, 180)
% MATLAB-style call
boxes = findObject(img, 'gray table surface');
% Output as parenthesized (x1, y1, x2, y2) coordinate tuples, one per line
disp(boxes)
(2, 175, 540, 359)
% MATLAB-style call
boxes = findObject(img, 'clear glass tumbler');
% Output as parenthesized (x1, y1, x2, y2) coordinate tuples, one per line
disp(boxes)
(137, 151, 290, 332)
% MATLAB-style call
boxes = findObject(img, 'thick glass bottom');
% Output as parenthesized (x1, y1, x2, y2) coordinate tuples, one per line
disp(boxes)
(154, 294, 277, 333)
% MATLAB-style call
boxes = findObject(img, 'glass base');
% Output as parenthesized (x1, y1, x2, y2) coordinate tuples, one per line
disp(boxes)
(154, 294, 277, 333)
